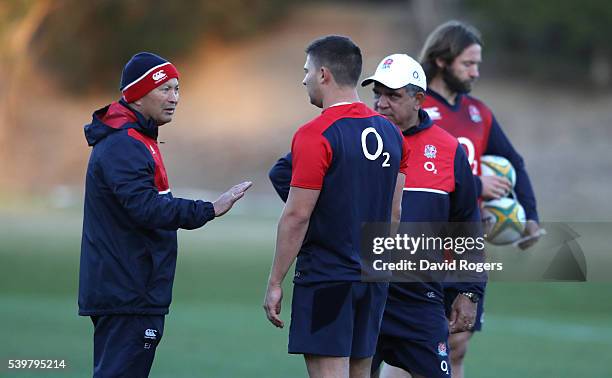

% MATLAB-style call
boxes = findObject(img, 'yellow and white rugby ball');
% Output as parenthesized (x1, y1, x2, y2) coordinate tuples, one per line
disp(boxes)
(482, 197, 526, 245)
(481, 155, 516, 190)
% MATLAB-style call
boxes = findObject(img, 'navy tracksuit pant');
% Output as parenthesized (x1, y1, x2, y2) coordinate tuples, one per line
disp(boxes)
(91, 315, 165, 377)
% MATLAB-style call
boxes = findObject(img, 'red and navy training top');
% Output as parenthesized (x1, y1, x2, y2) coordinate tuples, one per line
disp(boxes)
(423, 90, 539, 221)
(290, 102, 409, 284)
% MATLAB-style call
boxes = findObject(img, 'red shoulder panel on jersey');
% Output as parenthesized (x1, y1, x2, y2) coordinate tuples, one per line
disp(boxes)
(290, 124, 333, 190)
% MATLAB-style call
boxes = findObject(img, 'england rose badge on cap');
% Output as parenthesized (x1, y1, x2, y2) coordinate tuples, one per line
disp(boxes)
(361, 53, 426, 91)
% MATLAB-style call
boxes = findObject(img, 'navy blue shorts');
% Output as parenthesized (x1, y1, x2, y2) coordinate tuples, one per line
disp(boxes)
(373, 336, 451, 378)
(372, 292, 451, 377)
(444, 290, 485, 332)
(289, 281, 388, 358)
(91, 315, 165, 377)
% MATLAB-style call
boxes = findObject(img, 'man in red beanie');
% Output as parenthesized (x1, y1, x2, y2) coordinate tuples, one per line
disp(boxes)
(79, 52, 252, 377)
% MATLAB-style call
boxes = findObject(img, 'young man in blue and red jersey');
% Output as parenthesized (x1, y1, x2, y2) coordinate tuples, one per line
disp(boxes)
(269, 53, 485, 378)
(79, 52, 251, 377)
(419, 21, 542, 377)
(263, 36, 408, 378)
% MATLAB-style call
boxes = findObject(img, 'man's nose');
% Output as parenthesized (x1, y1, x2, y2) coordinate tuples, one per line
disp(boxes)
(168, 90, 179, 103)
(376, 96, 389, 108)
(470, 65, 479, 79)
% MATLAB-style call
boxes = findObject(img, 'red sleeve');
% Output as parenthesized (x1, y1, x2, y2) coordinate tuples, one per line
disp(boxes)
(399, 136, 410, 176)
(290, 127, 333, 190)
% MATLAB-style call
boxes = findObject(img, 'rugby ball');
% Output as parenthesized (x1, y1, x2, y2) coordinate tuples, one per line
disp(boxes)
(482, 198, 526, 245)
(481, 155, 516, 190)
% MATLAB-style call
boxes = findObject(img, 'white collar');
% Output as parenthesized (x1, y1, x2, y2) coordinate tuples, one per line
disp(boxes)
(329, 101, 353, 108)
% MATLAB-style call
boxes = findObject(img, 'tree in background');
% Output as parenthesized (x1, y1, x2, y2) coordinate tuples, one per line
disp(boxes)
(0, 0, 54, 189)
(30, 0, 295, 92)
(0, 0, 294, 191)
(464, 0, 612, 88)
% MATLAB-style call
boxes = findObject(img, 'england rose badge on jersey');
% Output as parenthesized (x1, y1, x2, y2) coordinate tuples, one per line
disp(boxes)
(437, 342, 448, 357)
(468, 105, 482, 123)
(424, 144, 437, 159)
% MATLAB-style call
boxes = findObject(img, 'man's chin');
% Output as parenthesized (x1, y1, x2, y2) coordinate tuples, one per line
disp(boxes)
(155, 116, 173, 126)
(442, 68, 474, 94)
(380, 114, 396, 123)
(309, 97, 323, 109)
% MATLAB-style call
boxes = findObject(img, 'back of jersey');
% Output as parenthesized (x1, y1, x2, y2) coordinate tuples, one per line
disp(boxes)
(290, 102, 407, 284)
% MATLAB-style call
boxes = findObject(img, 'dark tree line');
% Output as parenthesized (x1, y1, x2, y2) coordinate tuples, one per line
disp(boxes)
(465, 0, 612, 87)
(3, 0, 295, 92)
(2, 0, 611, 91)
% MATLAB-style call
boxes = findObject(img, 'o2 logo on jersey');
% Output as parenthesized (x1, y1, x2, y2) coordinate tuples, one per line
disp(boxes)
(424, 161, 438, 174)
(361, 127, 391, 167)
(423, 144, 438, 174)
(457, 136, 478, 174)
(440, 360, 450, 375)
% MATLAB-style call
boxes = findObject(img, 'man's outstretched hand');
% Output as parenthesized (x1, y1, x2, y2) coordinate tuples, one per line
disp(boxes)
(213, 181, 253, 217)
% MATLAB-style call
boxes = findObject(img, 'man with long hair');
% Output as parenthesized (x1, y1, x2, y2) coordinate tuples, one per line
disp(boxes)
(419, 21, 542, 377)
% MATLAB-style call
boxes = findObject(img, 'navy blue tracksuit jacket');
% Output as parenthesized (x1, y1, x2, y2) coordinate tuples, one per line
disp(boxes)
(79, 100, 215, 316)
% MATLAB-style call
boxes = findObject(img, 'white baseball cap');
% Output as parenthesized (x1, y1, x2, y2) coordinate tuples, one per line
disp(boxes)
(361, 53, 427, 91)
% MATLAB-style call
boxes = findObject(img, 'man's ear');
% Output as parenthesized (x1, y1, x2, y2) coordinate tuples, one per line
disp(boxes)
(320, 66, 332, 84)
(435, 57, 446, 69)
(414, 91, 426, 107)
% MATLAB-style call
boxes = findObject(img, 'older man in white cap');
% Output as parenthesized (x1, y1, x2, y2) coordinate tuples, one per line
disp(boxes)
(363, 54, 484, 378)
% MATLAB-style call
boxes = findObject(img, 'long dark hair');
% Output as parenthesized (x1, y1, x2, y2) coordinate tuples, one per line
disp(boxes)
(419, 21, 483, 84)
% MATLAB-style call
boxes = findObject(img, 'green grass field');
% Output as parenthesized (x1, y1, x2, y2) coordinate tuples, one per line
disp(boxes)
(1, 209, 611, 377)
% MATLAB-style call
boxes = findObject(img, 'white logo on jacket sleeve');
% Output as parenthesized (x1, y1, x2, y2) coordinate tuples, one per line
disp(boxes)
(152, 69, 167, 82)
(424, 107, 441, 120)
